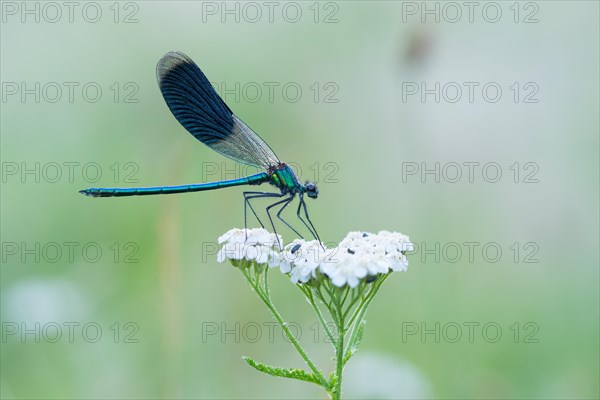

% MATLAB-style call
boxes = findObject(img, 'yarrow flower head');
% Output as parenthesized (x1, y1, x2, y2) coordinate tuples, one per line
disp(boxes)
(217, 228, 282, 266)
(339, 230, 413, 272)
(321, 230, 412, 288)
(279, 239, 330, 284)
(216, 228, 413, 288)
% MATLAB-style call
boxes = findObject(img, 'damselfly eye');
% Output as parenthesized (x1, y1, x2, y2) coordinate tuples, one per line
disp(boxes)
(305, 182, 319, 199)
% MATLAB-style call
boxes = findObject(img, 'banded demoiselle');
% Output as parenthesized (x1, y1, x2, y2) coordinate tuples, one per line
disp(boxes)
(80, 51, 321, 243)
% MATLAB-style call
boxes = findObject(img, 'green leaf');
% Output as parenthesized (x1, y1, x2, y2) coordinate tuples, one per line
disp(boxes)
(329, 371, 338, 388)
(344, 320, 366, 364)
(242, 356, 322, 386)
(353, 319, 366, 347)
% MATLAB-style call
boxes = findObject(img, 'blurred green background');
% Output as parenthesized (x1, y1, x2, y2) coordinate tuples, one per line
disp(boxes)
(1, 1, 598, 399)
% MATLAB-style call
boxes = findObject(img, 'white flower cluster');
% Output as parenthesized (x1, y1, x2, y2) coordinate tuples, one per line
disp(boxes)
(278, 239, 325, 284)
(322, 231, 413, 287)
(217, 229, 413, 288)
(217, 228, 282, 265)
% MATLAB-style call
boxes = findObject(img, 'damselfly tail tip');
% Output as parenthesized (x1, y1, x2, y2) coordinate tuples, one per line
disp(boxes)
(79, 189, 94, 197)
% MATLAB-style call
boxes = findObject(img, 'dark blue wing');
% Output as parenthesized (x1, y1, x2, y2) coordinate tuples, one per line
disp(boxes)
(156, 51, 280, 169)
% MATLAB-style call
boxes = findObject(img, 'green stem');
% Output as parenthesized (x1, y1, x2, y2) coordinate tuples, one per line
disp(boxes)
(342, 288, 363, 320)
(344, 275, 389, 362)
(301, 286, 337, 348)
(263, 265, 270, 300)
(345, 274, 388, 331)
(345, 286, 375, 330)
(241, 269, 330, 390)
(340, 286, 350, 306)
(322, 282, 343, 324)
(331, 292, 345, 400)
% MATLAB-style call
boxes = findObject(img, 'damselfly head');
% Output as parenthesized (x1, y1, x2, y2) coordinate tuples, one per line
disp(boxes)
(305, 181, 319, 199)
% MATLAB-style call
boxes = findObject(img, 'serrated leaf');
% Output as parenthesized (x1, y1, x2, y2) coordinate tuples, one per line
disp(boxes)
(342, 350, 353, 364)
(243, 356, 322, 385)
(344, 320, 366, 364)
(353, 320, 366, 348)
(329, 371, 338, 388)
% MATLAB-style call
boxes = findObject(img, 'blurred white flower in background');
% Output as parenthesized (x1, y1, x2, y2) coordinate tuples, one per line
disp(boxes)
(2, 279, 88, 324)
(344, 352, 433, 399)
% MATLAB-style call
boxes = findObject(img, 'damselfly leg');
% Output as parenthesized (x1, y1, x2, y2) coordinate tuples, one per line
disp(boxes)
(243, 191, 322, 248)
(266, 194, 304, 241)
(297, 194, 323, 245)
(243, 191, 283, 242)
